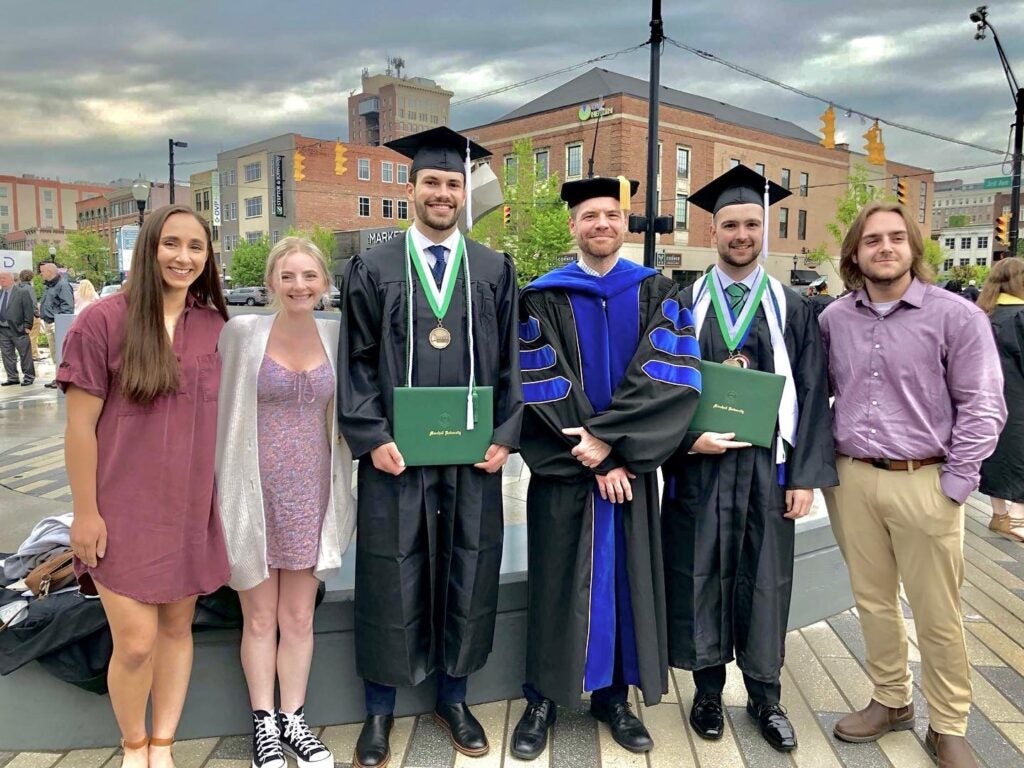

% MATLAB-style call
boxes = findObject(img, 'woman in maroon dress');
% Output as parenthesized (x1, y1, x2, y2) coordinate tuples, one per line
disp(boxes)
(60, 204, 230, 768)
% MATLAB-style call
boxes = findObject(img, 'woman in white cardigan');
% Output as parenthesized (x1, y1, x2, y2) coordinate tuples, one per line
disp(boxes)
(215, 237, 354, 768)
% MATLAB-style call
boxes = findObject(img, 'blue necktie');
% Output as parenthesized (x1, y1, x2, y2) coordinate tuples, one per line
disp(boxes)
(0, 289, 9, 318)
(427, 245, 447, 289)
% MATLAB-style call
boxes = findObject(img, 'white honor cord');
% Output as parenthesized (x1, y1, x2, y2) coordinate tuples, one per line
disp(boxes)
(405, 248, 415, 388)
(761, 179, 770, 263)
(464, 142, 473, 231)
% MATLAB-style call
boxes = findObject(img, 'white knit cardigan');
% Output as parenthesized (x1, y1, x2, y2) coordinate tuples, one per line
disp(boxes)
(214, 313, 355, 591)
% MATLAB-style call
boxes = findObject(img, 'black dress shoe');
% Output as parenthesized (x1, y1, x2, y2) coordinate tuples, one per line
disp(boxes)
(353, 714, 393, 768)
(590, 699, 653, 753)
(21, 380, 34, 386)
(690, 692, 725, 740)
(747, 701, 797, 752)
(1, 380, 19, 386)
(44, 381, 58, 389)
(510, 699, 556, 760)
(434, 702, 489, 757)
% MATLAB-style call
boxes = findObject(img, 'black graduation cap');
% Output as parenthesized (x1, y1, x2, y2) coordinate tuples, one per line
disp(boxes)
(560, 176, 639, 209)
(689, 164, 791, 215)
(385, 126, 490, 175)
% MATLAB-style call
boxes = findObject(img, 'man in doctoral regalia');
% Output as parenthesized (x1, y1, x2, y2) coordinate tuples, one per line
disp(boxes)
(338, 126, 522, 768)
(661, 164, 837, 753)
(509, 176, 701, 760)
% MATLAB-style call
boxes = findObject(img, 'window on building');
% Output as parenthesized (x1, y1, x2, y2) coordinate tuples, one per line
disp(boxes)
(781, 168, 791, 191)
(799, 172, 809, 197)
(272, 230, 281, 244)
(755, 163, 766, 176)
(676, 146, 690, 179)
(0, 224, 8, 234)
(212, 225, 219, 241)
(918, 182, 927, 223)
(44, 209, 53, 220)
(244, 162, 262, 182)
(959, 257, 970, 267)
(566, 144, 583, 179)
(504, 155, 518, 184)
(978, 236, 989, 249)
(944, 237, 955, 249)
(196, 192, 202, 210)
(382, 161, 394, 184)
(0, 205, 7, 217)
(226, 201, 238, 221)
(779, 207, 789, 238)
(675, 195, 688, 231)
(943, 258, 954, 271)
(535, 150, 549, 181)
(203, 190, 210, 211)
(397, 200, 409, 220)
(797, 210, 807, 241)
(977, 257, 988, 267)
(222, 169, 237, 186)
(382, 199, 394, 218)
(358, 196, 370, 217)
(0, 187, 7, 198)
(246, 231, 262, 245)
(397, 164, 409, 184)
(960, 237, 971, 249)
(43, 190, 53, 202)
(244, 196, 262, 218)
(358, 159, 370, 181)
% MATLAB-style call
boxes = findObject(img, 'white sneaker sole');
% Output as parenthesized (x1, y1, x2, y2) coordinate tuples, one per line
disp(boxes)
(250, 756, 286, 768)
(281, 744, 333, 768)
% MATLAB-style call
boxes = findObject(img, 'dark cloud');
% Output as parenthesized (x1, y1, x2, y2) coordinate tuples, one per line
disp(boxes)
(1, 1, 1022, 185)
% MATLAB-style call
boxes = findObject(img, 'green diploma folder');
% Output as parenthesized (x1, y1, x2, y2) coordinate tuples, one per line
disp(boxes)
(392, 386, 494, 466)
(689, 361, 785, 448)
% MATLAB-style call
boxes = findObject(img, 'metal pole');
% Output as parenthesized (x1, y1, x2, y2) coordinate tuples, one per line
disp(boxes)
(643, 0, 664, 269)
(1012, 87, 1023, 256)
(168, 139, 176, 204)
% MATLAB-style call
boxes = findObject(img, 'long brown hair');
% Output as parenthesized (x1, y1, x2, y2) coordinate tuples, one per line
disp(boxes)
(839, 201, 934, 291)
(120, 205, 228, 403)
(978, 257, 1024, 314)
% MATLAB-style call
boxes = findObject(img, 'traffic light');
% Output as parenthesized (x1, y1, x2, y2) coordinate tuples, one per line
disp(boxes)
(819, 106, 836, 149)
(334, 143, 347, 176)
(896, 177, 908, 206)
(503, 205, 511, 226)
(996, 214, 1011, 246)
(863, 120, 886, 165)
(293, 150, 306, 182)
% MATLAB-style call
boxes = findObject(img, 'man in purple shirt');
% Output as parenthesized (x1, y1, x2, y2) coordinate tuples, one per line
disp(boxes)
(819, 201, 1006, 768)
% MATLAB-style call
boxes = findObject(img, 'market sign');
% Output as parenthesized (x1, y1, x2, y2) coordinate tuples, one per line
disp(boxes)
(578, 98, 614, 122)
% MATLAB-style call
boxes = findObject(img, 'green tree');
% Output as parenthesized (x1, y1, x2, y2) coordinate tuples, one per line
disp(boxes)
(62, 230, 115, 286)
(923, 240, 944, 275)
(470, 138, 573, 285)
(287, 225, 338, 268)
(947, 214, 972, 227)
(229, 236, 271, 287)
(805, 165, 891, 268)
(949, 263, 989, 286)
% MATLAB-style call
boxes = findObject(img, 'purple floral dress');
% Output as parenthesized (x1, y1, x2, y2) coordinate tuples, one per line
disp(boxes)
(256, 355, 334, 570)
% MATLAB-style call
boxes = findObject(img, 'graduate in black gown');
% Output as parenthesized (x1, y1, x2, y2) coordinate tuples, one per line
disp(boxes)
(660, 165, 837, 754)
(338, 127, 522, 767)
(508, 177, 701, 761)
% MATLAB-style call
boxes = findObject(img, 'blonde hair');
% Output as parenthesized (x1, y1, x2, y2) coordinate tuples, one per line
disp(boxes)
(978, 257, 1024, 314)
(76, 279, 98, 302)
(264, 236, 331, 310)
(839, 201, 934, 291)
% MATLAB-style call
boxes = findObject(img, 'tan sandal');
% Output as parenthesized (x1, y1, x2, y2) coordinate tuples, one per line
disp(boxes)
(121, 736, 149, 751)
(990, 514, 1024, 542)
(150, 736, 174, 748)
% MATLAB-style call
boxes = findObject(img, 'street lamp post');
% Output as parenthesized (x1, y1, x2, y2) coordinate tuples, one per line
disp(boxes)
(131, 179, 149, 227)
(971, 6, 1022, 256)
(168, 139, 188, 204)
(48, 245, 56, 263)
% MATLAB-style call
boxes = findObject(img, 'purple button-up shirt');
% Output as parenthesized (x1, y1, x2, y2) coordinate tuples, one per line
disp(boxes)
(819, 278, 1006, 504)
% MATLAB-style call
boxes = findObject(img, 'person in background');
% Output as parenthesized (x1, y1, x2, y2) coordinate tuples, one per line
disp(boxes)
(19, 270, 42, 361)
(807, 277, 835, 319)
(216, 237, 354, 768)
(962, 278, 980, 303)
(75, 279, 100, 314)
(977, 258, 1024, 543)
(0, 271, 36, 386)
(39, 260, 74, 388)
(60, 204, 230, 768)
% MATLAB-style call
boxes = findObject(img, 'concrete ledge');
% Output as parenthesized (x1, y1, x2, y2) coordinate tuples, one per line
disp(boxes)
(0, 515, 851, 751)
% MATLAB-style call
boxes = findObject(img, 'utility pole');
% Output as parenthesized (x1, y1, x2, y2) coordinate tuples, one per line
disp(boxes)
(643, 0, 664, 269)
(168, 139, 188, 204)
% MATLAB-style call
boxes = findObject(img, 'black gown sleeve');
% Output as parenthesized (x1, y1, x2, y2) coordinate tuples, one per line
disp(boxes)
(585, 279, 702, 475)
(337, 255, 392, 458)
(490, 254, 524, 450)
(785, 296, 839, 489)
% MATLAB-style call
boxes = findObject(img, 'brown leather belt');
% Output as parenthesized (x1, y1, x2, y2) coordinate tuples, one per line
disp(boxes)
(850, 456, 945, 472)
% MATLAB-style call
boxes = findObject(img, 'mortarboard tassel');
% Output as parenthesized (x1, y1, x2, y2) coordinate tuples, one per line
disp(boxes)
(761, 179, 770, 263)
(465, 139, 474, 231)
(617, 175, 631, 211)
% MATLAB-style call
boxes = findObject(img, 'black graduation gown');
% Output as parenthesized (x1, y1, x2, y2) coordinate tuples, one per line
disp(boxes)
(980, 303, 1024, 502)
(661, 280, 837, 684)
(337, 235, 523, 687)
(519, 269, 701, 708)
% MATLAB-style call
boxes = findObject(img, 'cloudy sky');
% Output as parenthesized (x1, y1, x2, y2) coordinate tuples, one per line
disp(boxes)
(2, 0, 1022, 187)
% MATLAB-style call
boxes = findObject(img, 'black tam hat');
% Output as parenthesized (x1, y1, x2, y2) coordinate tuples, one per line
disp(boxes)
(560, 176, 640, 209)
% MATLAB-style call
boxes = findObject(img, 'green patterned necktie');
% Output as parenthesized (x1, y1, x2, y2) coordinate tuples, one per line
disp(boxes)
(725, 282, 750, 314)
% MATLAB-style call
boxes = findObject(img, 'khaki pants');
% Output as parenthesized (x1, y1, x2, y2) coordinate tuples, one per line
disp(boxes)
(41, 320, 56, 364)
(823, 457, 971, 735)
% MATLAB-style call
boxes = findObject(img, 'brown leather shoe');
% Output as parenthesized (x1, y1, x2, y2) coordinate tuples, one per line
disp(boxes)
(989, 514, 1024, 542)
(833, 699, 914, 743)
(926, 726, 978, 767)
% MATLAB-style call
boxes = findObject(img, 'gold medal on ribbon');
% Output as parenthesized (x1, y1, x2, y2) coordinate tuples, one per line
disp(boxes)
(722, 353, 749, 369)
(428, 324, 451, 350)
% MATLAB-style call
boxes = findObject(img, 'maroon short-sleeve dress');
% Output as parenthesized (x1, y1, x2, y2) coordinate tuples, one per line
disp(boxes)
(57, 293, 230, 604)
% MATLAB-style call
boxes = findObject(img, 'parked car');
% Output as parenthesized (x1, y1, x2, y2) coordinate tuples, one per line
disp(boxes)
(225, 286, 268, 306)
(100, 284, 121, 297)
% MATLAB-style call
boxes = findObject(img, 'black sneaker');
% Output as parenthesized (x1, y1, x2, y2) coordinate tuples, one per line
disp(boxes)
(251, 710, 286, 768)
(279, 707, 333, 768)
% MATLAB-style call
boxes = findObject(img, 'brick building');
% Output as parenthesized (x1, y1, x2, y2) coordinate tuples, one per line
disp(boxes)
(466, 68, 933, 285)
(348, 69, 453, 146)
(0, 174, 112, 239)
(214, 133, 413, 274)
